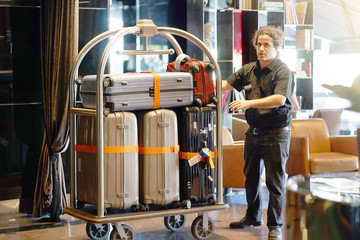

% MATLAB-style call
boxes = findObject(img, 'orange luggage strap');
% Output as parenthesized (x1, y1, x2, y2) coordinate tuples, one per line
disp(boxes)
(125, 72, 160, 109)
(179, 152, 198, 160)
(152, 72, 160, 109)
(180, 151, 215, 169)
(139, 145, 179, 155)
(75, 144, 138, 153)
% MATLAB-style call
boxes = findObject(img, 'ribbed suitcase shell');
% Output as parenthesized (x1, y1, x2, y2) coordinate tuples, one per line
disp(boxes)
(79, 72, 193, 111)
(167, 57, 216, 106)
(138, 109, 180, 207)
(178, 106, 216, 204)
(76, 112, 139, 210)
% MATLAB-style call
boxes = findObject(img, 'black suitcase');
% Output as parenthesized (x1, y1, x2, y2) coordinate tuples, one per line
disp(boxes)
(177, 106, 216, 208)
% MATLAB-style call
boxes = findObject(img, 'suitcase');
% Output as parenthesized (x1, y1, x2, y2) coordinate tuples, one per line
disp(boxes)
(75, 112, 139, 211)
(138, 109, 180, 210)
(79, 72, 193, 112)
(167, 54, 217, 107)
(178, 106, 216, 207)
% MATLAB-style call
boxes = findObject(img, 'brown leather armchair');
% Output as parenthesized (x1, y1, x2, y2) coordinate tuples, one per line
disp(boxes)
(232, 117, 249, 141)
(221, 127, 246, 188)
(286, 119, 359, 177)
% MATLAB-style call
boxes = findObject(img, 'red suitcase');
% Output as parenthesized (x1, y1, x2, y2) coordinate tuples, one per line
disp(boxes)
(167, 54, 217, 107)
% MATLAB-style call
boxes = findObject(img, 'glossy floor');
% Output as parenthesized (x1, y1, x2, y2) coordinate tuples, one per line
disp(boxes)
(0, 189, 285, 240)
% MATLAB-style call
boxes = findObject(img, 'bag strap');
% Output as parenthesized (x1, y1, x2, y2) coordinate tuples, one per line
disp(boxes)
(180, 151, 215, 169)
(139, 145, 180, 155)
(75, 144, 139, 153)
(152, 72, 160, 109)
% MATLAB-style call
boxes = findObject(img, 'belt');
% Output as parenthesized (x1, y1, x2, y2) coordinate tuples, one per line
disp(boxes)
(250, 126, 290, 136)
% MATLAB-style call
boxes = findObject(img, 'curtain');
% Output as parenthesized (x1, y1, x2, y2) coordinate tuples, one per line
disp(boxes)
(33, 0, 77, 220)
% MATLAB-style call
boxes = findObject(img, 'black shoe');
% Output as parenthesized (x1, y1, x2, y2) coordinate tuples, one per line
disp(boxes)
(229, 216, 263, 229)
(268, 227, 282, 240)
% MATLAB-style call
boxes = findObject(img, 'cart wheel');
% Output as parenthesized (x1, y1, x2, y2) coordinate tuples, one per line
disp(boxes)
(86, 223, 111, 240)
(164, 215, 187, 231)
(130, 205, 139, 212)
(109, 224, 134, 240)
(140, 204, 149, 212)
(191, 216, 215, 239)
(182, 200, 191, 209)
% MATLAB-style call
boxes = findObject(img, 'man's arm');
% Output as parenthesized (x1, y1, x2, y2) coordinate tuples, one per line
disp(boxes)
(229, 94, 286, 112)
(221, 80, 234, 92)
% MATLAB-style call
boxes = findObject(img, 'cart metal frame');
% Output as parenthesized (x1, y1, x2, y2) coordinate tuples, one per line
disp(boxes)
(65, 19, 229, 239)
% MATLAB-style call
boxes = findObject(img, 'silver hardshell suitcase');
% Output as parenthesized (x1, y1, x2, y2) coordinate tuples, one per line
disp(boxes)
(138, 109, 180, 210)
(76, 112, 139, 211)
(79, 72, 193, 112)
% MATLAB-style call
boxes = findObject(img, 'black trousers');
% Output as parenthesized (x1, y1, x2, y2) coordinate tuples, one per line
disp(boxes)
(243, 128, 291, 228)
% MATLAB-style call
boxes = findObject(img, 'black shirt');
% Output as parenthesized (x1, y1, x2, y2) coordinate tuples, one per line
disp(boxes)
(226, 58, 294, 129)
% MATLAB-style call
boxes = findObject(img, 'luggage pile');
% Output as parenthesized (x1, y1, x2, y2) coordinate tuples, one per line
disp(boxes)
(75, 54, 218, 212)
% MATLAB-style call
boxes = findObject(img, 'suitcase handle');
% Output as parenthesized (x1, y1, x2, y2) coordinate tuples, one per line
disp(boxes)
(158, 122, 169, 127)
(117, 193, 129, 198)
(159, 189, 170, 194)
(174, 53, 190, 70)
(117, 124, 129, 129)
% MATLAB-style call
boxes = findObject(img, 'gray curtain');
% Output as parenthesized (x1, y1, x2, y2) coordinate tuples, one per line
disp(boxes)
(33, 0, 77, 220)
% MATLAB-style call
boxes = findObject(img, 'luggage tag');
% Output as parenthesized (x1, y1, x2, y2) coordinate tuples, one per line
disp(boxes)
(199, 148, 210, 169)
(199, 148, 215, 169)
(187, 148, 214, 169)
(186, 145, 210, 168)
(208, 175, 214, 182)
(188, 154, 202, 167)
(188, 154, 206, 169)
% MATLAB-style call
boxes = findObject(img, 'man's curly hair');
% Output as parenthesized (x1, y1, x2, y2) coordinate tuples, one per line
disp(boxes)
(252, 26, 284, 48)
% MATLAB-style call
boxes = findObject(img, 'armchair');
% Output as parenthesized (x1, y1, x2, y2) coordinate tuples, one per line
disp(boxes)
(232, 117, 249, 141)
(221, 127, 246, 188)
(286, 119, 359, 177)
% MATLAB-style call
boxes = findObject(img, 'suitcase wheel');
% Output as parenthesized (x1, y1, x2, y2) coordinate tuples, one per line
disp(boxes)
(110, 224, 134, 240)
(191, 216, 215, 240)
(131, 205, 139, 212)
(194, 98, 202, 107)
(76, 201, 85, 209)
(86, 223, 111, 240)
(211, 96, 218, 106)
(140, 204, 149, 212)
(205, 63, 215, 73)
(190, 63, 200, 74)
(164, 215, 187, 232)
(207, 196, 216, 205)
(172, 201, 181, 209)
(182, 200, 191, 209)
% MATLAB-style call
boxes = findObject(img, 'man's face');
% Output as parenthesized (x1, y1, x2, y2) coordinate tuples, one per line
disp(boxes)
(256, 34, 278, 62)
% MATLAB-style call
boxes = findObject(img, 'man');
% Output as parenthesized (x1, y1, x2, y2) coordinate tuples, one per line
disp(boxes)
(221, 26, 294, 240)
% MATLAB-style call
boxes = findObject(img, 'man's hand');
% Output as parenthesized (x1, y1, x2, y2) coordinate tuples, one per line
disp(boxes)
(229, 100, 252, 111)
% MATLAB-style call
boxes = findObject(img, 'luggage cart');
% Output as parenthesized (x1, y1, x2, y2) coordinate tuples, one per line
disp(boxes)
(64, 19, 229, 240)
